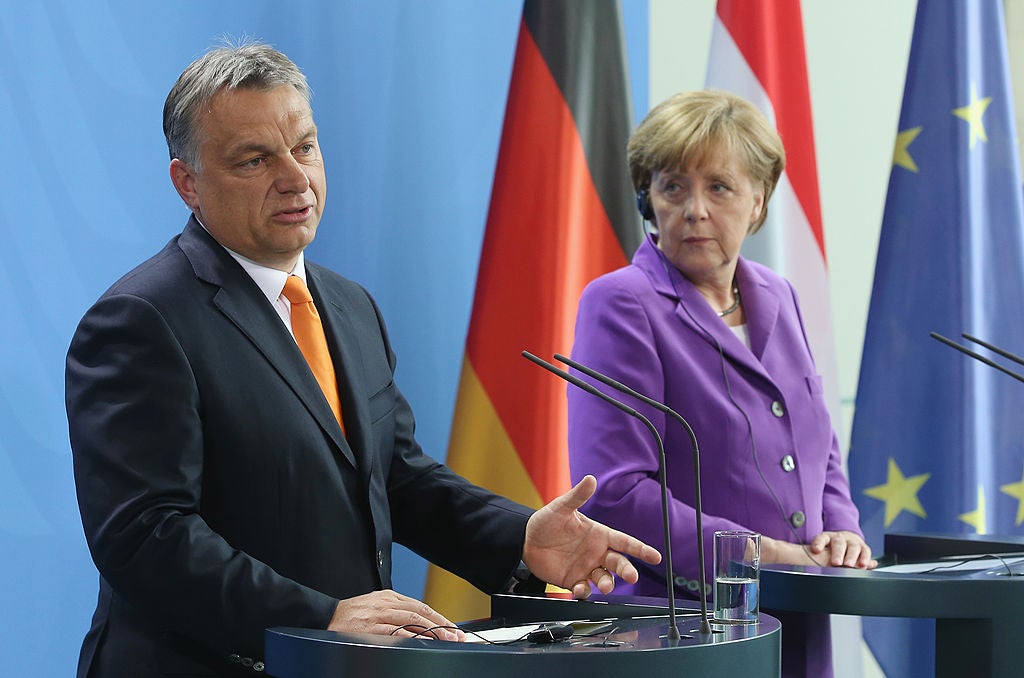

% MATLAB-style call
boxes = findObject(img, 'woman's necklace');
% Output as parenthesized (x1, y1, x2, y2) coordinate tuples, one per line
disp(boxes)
(717, 282, 741, 318)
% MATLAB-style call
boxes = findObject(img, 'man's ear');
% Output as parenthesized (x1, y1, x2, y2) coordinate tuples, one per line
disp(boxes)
(169, 159, 199, 210)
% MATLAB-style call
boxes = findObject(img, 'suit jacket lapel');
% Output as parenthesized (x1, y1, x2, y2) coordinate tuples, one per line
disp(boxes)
(177, 218, 357, 469)
(635, 236, 775, 383)
(734, 258, 780, 364)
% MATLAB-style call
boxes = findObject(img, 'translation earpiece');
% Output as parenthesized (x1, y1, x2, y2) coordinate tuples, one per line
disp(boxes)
(636, 188, 655, 221)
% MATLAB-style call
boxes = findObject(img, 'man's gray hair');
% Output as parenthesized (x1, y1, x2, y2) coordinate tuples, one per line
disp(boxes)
(163, 38, 311, 168)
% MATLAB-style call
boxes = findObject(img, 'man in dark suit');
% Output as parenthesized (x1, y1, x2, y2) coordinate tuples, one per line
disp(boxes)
(66, 41, 660, 677)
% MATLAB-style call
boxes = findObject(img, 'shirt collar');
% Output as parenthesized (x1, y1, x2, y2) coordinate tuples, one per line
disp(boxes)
(194, 215, 306, 304)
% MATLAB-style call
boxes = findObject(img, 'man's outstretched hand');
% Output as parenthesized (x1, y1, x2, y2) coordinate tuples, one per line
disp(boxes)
(522, 475, 662, 598)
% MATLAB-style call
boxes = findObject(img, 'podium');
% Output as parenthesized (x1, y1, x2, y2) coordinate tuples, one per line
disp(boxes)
(760, 532, 1024, 678)
(265, 594, 781, 677)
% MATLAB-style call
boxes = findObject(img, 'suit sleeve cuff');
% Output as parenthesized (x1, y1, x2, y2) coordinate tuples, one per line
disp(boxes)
(503, 560, 546, 594)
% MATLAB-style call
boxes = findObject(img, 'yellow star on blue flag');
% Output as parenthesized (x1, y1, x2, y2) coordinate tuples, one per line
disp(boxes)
(952, 83, 992, 148)
(893, 127, 922, 172)
(958, 485, 988, 533)
(862, 458, 930, 528)
(1000, 467, 1024, 525)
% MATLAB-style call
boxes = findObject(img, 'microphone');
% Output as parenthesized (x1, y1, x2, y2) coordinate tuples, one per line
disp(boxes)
(930, 332, 1024, 384)
(554, 353, 712, 635)
(962, 333, 1024, 367)
(520, 351, 682, 641)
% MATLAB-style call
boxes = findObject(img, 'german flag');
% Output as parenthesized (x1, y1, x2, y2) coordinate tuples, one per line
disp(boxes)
(423, 0, 642, 622)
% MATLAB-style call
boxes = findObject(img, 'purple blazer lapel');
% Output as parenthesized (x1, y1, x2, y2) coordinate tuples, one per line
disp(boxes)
(734, 257, 781, 364)
(634, 238, 775, 384)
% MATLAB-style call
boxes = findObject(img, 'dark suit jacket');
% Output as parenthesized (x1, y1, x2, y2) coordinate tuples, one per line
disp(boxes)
(67, 218, 532, 676)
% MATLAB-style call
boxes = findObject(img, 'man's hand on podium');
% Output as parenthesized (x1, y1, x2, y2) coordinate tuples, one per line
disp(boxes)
(522, 474, 663, 599)
(325, 476, 661, 642)
(328, 590, 465, 642)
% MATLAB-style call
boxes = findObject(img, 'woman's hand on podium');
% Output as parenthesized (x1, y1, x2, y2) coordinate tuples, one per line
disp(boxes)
(328, 590, 465, 642)
(808, 530, 878, 569)
(761, 532, 878, 570)
(521, 474, 662, 599)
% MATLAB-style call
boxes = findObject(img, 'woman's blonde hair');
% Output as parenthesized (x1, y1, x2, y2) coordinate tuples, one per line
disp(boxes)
(627, 90, 785, 234)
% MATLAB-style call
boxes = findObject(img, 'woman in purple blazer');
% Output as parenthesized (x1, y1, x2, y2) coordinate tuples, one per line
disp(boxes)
(568, 90, 876, 678)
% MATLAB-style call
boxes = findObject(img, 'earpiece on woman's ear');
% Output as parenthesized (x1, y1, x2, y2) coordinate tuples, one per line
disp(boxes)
(636, 188, 655, 221)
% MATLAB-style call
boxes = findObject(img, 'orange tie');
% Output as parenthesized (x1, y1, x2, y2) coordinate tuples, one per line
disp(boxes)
(282, 275, 345, 433)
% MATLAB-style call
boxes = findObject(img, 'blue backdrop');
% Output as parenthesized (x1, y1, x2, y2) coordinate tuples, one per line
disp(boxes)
(0, 1, 648, 674)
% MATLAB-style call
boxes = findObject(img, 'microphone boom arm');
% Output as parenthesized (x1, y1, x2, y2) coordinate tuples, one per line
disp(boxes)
(930, 332, 1024, 384)
(521, 351, 682, 641)
(554, 353, 711, 635)
(962, 333, 1024, 367)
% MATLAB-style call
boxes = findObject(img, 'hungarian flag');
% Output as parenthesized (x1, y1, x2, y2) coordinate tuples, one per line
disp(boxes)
(423, 0, 641, 622)
(704, 1, 862, 672)
(705, 0, 841, 426)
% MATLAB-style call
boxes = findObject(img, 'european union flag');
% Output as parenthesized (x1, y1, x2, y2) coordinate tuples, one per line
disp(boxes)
(848, 0, 1024, 675)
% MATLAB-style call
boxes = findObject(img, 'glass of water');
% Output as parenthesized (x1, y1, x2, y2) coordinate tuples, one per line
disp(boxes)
(713, 530, 760, 624)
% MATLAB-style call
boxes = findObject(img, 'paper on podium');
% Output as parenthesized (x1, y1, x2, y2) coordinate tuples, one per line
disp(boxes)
(463, 619, 615, 644)
(878, 554, 1024, 574)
